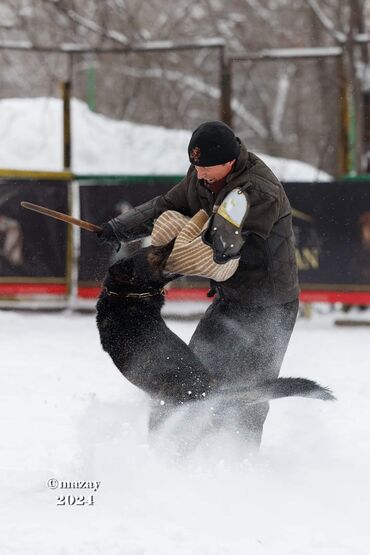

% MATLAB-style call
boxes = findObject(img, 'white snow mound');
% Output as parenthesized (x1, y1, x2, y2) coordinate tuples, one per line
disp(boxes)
(0, 97, 332, 180)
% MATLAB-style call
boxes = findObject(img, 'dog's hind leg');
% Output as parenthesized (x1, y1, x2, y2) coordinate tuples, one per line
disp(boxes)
(148, 399, 179, 432)
(148, 397, 218, 456)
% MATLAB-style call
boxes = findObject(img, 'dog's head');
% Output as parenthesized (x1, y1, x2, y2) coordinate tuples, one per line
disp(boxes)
(104, 241, 177, 296)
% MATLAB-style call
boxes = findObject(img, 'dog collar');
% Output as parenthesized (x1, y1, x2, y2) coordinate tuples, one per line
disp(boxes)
(102, 286, 165, 299)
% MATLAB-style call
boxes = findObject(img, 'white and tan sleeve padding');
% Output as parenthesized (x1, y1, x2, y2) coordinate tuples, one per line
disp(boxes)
(151, 209, 239, 282)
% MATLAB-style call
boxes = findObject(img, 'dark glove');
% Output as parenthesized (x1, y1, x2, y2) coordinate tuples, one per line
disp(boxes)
(96, 222, 121, 251)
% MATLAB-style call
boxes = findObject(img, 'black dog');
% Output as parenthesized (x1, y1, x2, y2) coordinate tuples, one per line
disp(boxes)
(96, 242, 212, 402)
(96, 244, 335, 409)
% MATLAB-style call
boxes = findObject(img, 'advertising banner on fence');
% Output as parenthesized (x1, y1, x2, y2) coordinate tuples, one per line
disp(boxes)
(79, 177, 177, 286)
(0, 179, 68, 289)
(284, 181, 370, 290)
(78, 178, 370, 297)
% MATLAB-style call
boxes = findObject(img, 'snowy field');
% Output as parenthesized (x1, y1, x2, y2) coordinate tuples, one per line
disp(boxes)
(1, 307, 369, 555)
(0, 97, 332, 181)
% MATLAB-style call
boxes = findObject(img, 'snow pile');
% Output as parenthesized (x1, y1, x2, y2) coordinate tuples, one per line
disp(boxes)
(1, 309, 369, 554)
(0, 97, 332, 181)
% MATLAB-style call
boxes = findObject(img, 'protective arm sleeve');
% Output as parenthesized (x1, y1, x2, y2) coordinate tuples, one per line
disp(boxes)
(203, 186, 280, 263)
(108, 176, 190, 242)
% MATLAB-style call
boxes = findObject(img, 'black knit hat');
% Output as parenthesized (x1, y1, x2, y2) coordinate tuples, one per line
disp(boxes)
(188, 121, 240, 167)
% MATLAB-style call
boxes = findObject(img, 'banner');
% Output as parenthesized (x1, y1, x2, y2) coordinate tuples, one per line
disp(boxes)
(78, 177, 370, 295)
(0, 179, 68, 282)
(2, 175, 369, 303)
(284, 181, 370, 289)
(78, 178, 176, 285)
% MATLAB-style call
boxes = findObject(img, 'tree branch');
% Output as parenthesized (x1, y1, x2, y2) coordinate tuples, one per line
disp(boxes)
(47, 0, 129, 45)
(117, 64, 268, 137)
(303, 0, 346, 44)
(271, 66, 296, 142)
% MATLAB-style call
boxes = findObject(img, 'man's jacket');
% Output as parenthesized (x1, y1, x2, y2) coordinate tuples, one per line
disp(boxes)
(109, 142, 299, 307)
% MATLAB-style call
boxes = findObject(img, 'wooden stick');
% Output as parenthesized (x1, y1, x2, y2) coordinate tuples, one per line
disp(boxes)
(20, 201, 103, 233)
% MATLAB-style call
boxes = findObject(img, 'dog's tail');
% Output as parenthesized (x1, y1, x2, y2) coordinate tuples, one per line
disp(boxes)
(218, 377, 336, 404)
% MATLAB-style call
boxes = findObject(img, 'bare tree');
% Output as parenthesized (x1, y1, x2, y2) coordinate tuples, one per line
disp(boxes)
(0, 0, 369, 175)
(304, 0, 370, 172)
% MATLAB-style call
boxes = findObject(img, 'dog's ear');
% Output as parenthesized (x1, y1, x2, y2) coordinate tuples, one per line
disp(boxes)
(148, 239, 175, 267)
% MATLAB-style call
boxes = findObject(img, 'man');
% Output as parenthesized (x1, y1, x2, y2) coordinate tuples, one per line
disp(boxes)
(99, 121, 299, 448)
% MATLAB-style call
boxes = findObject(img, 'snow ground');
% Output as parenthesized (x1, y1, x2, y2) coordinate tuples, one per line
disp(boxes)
(1, 307, 369, 555)
(0, 97, 332, 181)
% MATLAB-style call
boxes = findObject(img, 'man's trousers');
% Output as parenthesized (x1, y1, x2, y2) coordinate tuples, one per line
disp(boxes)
(149, 297, 299, 449)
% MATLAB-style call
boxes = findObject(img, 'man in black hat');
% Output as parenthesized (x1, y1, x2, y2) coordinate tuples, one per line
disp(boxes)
(99, 121, 299, 449)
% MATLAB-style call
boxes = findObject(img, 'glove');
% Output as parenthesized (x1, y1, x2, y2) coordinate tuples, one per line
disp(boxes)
(96, 222, 121, 251)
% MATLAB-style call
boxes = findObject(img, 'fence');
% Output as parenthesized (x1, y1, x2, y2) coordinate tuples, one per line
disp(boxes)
(1, 171, 370, 309)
